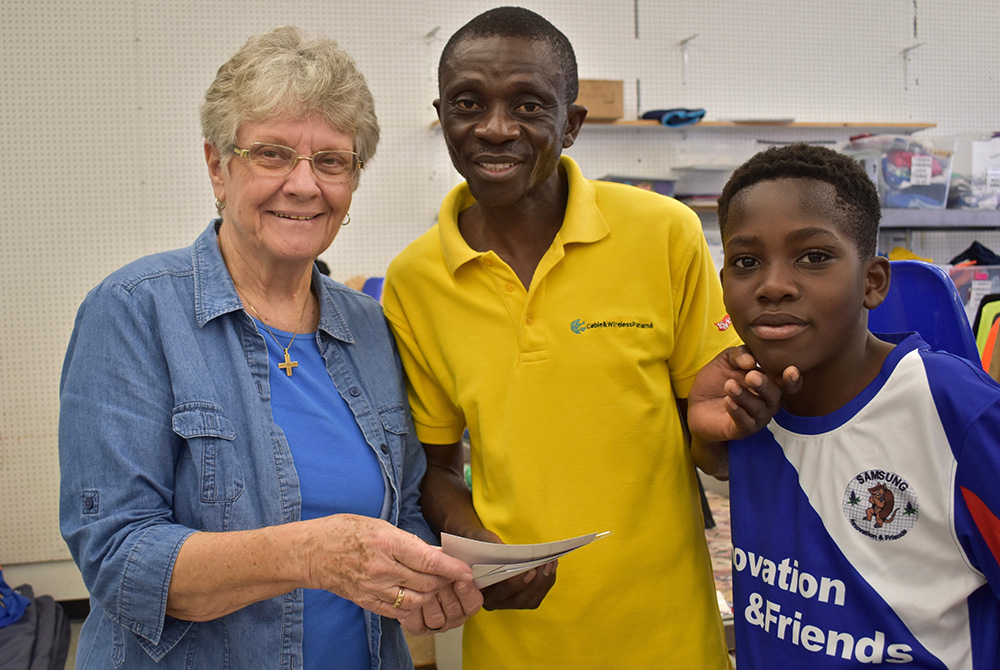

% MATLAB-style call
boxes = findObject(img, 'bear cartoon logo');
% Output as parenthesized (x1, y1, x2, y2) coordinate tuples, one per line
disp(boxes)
(865, 482, 897, 528)
(843, 470, 919, 542)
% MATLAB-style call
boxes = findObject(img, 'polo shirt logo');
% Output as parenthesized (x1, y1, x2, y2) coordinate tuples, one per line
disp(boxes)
(569, 319, 653, 333)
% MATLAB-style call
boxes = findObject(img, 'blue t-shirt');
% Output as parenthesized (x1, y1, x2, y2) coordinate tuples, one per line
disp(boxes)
(729, 333, 1000, 669)
(258, 320, 386, 670)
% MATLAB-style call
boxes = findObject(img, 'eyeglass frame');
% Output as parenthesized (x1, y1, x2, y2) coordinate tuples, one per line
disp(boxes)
(231, 142, 364, 182)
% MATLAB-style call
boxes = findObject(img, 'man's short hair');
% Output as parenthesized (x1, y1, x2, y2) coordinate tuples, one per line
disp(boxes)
(439, 6, 579, 104)
(717, 143, 882, 259)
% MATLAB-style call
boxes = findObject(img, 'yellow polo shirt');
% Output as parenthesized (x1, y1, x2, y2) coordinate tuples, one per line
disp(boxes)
(383, 156, 736, 669)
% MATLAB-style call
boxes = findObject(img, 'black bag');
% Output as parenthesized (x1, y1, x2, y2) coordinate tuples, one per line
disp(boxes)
(0, 583, 70, 670)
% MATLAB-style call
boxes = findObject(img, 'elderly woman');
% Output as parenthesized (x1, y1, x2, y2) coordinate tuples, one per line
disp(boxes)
(59, 26, 481, 670)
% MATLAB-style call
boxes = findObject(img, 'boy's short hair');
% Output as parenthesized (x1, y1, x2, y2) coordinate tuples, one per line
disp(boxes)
(439, 6, 579, 105)
(717, 143, 881, 259)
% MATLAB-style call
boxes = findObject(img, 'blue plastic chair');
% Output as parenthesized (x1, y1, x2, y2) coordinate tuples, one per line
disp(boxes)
(361, 276, 385, 302)
(868, 260, 979, 361)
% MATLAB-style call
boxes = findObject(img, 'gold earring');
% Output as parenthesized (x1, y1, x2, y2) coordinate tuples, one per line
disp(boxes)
(342, 213, 351, 226)
(215, 199, 226, 212)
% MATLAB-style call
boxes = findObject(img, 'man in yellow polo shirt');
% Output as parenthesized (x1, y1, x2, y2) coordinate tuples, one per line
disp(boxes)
(382, 7, 737, 669)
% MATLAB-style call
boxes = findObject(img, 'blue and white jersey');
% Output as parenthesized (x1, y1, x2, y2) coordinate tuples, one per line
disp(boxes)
(730, 333, 1000, 669)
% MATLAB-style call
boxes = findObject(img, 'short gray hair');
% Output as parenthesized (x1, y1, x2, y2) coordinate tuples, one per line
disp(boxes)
(201, 26, 379, 185)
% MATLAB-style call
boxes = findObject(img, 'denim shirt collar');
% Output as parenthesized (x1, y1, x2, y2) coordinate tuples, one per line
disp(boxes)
(191, 220, 355, 344)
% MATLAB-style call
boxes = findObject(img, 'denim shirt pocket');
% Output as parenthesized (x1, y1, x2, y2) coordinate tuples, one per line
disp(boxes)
(376, 406, 410, 506)
(171, 402, 243, 504)
(377, 406, 409, 454)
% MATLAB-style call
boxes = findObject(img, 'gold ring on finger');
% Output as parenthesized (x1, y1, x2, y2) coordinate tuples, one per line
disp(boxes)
(392, 587, 405, 608)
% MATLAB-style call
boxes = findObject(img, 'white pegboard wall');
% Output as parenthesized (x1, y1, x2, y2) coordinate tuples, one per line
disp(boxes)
(2, 0, 998, 573)
(636, 1, 909, 123)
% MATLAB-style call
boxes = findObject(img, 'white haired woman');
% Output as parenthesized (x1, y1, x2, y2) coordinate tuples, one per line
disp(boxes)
(59, 26, 480, 670)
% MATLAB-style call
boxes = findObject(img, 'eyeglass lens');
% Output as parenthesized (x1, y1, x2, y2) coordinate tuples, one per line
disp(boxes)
(247, 143, 358, 180)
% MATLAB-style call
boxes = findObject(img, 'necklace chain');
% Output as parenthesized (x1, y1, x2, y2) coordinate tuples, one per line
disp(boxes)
(242, 296, 307, 378)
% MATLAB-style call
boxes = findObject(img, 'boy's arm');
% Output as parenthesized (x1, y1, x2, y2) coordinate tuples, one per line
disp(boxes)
(676, 397, 729, 480)
(687, 346, 801, 443)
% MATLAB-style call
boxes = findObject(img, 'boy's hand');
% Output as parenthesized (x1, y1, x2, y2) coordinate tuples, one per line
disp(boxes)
(688, 346, 801, 441)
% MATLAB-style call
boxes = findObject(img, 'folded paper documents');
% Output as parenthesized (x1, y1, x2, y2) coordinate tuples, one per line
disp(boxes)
(441, 531, 612, 588)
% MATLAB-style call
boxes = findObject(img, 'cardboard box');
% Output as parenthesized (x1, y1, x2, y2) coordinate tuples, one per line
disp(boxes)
(576, 79, 624, 121)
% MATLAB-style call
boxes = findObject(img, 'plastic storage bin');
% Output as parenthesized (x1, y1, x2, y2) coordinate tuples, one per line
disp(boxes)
(843, 135, 955, 209)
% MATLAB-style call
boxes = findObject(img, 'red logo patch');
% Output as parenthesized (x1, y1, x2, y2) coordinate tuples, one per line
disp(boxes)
(714, 314, 732, 331)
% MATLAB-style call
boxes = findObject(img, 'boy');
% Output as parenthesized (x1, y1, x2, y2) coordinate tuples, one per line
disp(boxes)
(688, 143, 1000, 668)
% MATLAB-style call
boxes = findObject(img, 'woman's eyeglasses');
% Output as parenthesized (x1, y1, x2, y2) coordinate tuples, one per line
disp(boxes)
(232, 142, 362, 182)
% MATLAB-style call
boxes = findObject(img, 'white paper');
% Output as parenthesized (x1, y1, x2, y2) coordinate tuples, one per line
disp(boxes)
(909, 154, 933, 185)
(441, 531, 612, 588)
(988, 167, 1000, 192)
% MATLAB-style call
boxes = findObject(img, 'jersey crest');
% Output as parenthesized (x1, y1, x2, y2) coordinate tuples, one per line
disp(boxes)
(842, 470, 919, 542)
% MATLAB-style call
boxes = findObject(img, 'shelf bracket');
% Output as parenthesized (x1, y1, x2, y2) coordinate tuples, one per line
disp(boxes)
(901, 42, 925, 91)
(680, 34, 698, 86)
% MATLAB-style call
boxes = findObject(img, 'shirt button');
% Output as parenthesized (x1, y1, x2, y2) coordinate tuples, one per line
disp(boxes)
(505, 283, 515, 292)
(484, 259, 494, 267)
(349, 387, 361, 397)
(380, 444, 390, 454)
(525, 315, 535, 325)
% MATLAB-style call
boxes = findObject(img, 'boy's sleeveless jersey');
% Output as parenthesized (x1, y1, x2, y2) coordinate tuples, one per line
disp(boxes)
(729, 333, 1000, 669)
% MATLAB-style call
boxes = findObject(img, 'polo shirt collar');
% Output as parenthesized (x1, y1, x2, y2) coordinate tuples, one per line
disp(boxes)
(438, 155, 610, 277)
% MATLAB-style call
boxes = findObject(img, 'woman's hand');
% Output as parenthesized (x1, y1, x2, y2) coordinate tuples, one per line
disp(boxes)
(302, 514, 475, 620)
(399, 579, 484, 636)
(687, 345, 801, 442)
(166, 515, 474, 623)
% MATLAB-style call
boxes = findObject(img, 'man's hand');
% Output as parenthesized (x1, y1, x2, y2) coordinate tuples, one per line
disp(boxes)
(688, 346, 801, 442)
(464, 528, 557, 611)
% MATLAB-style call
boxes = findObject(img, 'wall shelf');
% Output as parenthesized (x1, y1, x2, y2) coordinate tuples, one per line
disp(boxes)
(693, 205, 998, 228)
(583, 120, 936, 133)
(880, 209, 1000, 229)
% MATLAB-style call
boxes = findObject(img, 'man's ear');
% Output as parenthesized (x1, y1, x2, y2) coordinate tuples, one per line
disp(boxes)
(433, 98, 442, 120)
(562, 103, 588, 149)
(863, 256, 891, 310)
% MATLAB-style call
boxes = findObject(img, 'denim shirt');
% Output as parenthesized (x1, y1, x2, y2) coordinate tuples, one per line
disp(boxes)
(59, 221, 433, 670)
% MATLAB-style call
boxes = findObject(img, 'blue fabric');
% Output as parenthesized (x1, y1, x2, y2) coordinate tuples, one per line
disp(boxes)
(641, 108, 706, 127)
(0, 570, 30, 628)
(260, 321, 384, 670)
(59, 220, 431, 670)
